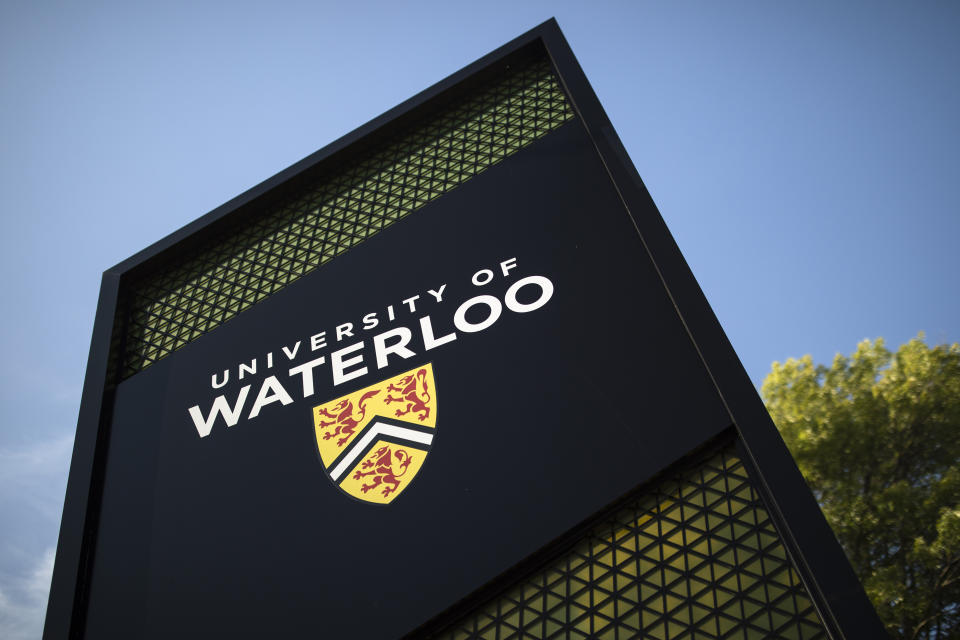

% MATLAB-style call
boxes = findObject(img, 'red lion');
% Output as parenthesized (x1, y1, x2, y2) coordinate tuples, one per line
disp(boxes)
(352, 446, 412, 497)
(316, 389, 380, 447)
(384, 368, 431, 421)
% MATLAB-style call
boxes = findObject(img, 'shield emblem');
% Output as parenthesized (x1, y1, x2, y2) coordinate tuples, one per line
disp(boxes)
(313, 364, 436, 504)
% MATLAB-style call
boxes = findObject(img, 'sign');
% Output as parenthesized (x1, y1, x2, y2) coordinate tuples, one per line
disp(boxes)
(46, 20, 886, 640)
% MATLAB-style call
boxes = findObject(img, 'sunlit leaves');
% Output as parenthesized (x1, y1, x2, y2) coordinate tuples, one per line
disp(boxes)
(763, 335, 960, 640)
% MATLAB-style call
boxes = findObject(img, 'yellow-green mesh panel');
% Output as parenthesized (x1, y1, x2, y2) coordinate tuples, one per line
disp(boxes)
(435, 446, 830, 640)
(117, 55, 573, 379)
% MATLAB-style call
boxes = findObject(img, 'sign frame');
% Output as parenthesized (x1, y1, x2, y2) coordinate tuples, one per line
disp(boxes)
(45, 19, 885, 639)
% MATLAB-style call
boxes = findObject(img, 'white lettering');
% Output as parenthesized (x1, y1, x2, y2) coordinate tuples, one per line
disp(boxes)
(211, 370, 229, 389)
(427, 285, 447, 303)
(248, 376, 294, 419)
(336, 323, 354, 341)
(188, 385, 251, 437)
(190, 260, 556, 437)
(362, 312, 379, 330)
(373, 327, 416, 369)
(454, 295, 502, 333)
(471, 269, 494, 286)
(238, 359, 256, 380)
(332, 341, 367, 386)
(505, 275, 554, 313)
(420, 316, 456, 350)
(282, 341, 302, 360)
(288, 356, 327, 398)
(402, 295, 420, 313)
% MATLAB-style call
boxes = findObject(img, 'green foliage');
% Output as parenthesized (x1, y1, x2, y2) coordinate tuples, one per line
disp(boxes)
(762, 335, 960, 640)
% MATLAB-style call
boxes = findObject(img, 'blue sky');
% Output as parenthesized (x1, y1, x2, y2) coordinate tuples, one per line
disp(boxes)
(1, 1, 958, 637)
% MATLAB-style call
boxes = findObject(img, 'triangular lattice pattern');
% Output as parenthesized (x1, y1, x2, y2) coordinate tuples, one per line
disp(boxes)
(435, 446, 829, 640)
(115, 54, 574, 380)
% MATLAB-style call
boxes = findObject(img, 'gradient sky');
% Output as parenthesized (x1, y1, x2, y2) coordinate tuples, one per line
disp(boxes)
(1, 2, 958, 637)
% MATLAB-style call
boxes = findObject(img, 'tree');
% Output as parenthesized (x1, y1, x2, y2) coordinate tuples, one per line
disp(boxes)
(762, 335, 960, 640)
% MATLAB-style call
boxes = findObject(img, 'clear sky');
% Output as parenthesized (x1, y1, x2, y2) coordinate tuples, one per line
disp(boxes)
(1, 1, 957, 637)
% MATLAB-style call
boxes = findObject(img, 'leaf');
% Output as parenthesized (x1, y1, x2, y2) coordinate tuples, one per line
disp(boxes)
(762, 335, 960, 640)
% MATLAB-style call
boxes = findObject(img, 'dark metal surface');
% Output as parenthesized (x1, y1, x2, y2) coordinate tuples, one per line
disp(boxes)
(44, 274, 120, 640)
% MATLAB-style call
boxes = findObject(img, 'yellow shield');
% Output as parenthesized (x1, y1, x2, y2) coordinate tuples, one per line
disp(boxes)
(313, 364, 437, 504)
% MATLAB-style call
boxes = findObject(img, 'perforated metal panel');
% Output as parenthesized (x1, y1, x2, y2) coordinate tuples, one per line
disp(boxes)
(435, 445, 829, 640)
(114, 55, 574, 380)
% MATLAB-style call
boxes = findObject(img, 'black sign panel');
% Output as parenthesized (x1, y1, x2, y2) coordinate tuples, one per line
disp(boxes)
(82, 122, 729, 638)
(48, 21, 886, 640)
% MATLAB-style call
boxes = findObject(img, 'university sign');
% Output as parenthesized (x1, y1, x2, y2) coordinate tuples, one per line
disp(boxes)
(189, 259, 551, 438)
(188, 258, 555, 505)
(46, 20, 887, 640)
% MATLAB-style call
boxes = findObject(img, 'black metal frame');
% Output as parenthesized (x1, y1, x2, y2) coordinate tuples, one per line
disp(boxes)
(45, 18, 884, 639)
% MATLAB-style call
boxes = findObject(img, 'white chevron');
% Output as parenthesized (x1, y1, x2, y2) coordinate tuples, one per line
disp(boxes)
(330, 421, 434, 481)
